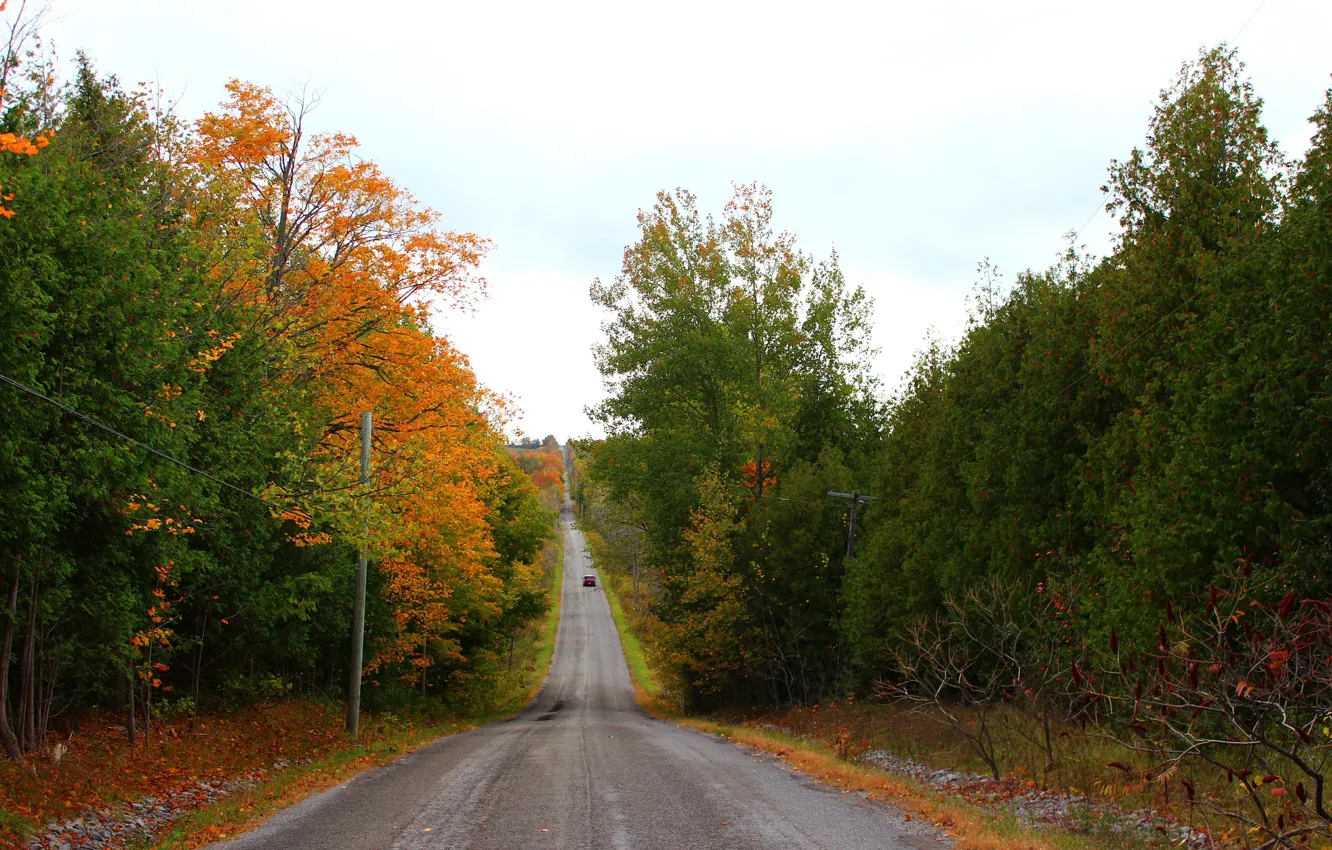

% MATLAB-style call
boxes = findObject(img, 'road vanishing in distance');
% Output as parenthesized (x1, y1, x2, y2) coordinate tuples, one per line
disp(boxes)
(220, 499, 932, 849)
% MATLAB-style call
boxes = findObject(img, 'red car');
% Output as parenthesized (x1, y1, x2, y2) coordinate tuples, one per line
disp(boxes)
(582, 574, 597, 587)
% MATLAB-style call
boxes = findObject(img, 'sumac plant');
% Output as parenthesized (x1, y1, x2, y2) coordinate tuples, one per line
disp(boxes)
(1077, 569, 1332, 849)
(875, 575, 1081, 781)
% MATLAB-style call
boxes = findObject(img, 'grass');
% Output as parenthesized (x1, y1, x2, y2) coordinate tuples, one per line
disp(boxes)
(598, 561, 659, 700)
(516, 527, 565, 705)
(741, 698, 1261, 843)
(678, 716, 1168, 850)
(762, 699, 1117, 793)
(143, 713, 475, 850)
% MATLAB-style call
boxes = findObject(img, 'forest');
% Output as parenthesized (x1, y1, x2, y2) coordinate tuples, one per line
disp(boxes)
(5, 2, 1332, 845)
(0, 15, 559, 764)
(578, 46, 1332, 843)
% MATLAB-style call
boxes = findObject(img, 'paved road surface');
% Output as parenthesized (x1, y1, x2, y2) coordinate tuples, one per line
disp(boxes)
(222, 501, 930, 849)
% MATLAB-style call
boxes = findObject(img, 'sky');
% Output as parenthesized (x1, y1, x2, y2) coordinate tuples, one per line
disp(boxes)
(34, 0, 1332, 441)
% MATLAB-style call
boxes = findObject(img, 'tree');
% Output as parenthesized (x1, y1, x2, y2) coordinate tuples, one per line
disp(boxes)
(588, 183, 880, 706)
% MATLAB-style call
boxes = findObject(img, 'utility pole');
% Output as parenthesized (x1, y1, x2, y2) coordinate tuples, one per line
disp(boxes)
(828, 490, 878, 557)
(347, 412, 371, 738)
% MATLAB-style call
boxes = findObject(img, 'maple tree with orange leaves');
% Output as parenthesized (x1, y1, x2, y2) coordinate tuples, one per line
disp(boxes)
(184, 80, 549, 691)
(0, 0, 48, 219)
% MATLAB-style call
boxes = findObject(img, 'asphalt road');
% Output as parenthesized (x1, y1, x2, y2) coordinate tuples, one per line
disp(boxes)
(221, 502, 932, 849)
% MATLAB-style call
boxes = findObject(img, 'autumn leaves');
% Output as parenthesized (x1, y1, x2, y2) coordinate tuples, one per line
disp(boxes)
(0, 44, 553, 748)
(184, 80, 545, 692)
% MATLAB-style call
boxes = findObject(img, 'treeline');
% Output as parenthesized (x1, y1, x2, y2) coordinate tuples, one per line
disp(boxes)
(846, 47, 1332, 670)
(508, 437, 566, 499)
(0, 29, 553, 755)
(580, 47, 1332, 709)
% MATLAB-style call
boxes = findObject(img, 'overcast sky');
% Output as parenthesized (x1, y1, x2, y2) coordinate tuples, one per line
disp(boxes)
(38, 0, 1332, 441)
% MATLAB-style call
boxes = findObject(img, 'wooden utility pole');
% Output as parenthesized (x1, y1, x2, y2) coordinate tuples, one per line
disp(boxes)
(347, 412, 371, 738)
(828, 490, 878, 557)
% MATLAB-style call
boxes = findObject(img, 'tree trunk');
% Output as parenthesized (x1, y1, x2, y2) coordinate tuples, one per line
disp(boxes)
(35, 636, 44, 750)
(126, 670, 136, 746)
(37, 647, 55, 752)
(0, 564, 21, 760)
(191, 608, 207, 733)
(754, 443, 764, 504)
(144, 643, 152, 748)
(1041, 710, 1055, 775)
(18, 570, 38, 752)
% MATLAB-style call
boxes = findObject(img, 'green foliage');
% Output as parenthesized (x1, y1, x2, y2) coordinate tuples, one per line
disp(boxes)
(0, 45, 555, 752)
(216, 673, 293, 708)
(847, 47, 1332, 683)
(587, 184, 883, 706)
(149, 695, 197, 723)
(587, 47, 1332, 716)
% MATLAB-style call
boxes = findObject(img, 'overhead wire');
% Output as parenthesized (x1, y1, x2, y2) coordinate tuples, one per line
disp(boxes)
(1230, 0, 1268, 44)
(1060, 0, 1270, 265)
(0, 372, 303, 517)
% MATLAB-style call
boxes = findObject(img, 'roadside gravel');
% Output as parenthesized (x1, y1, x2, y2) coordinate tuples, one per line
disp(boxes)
(23, 759, 302, 850)
(745, 719, 1218, 848)
(856, 750, 1212, 847)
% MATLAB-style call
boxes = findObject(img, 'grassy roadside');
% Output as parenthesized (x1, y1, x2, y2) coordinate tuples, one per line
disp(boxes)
(145, 715, 476, 850)
(676, 717, 1163, 850)
(517, 525, 565, 705)
(597, 563, 659, 701)
(146, 522, 569, 850)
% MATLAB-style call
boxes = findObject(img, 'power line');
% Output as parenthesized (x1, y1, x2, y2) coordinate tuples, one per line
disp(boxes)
(1063, 0, 1270, 254)
(1230, 0, 1268, 44)
(759, 493, 824, 505)
(0, 372, 297, 515)
(1071, 202, 1106, 246)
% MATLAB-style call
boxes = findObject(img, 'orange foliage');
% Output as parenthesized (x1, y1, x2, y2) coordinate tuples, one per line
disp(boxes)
(0, 704, 373, 846)
(0, 107, 44, 221)
(508, 444, 564, 492)
(740, 458, 775, 491)
(187, 81, 511, 683)
(0, 0, 44, 218)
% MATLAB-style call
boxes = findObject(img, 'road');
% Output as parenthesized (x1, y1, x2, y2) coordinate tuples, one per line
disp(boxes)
(222, 502, 932, 849)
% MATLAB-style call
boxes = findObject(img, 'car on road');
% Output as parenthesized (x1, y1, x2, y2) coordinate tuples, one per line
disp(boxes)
(582, 574, 597, 587)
